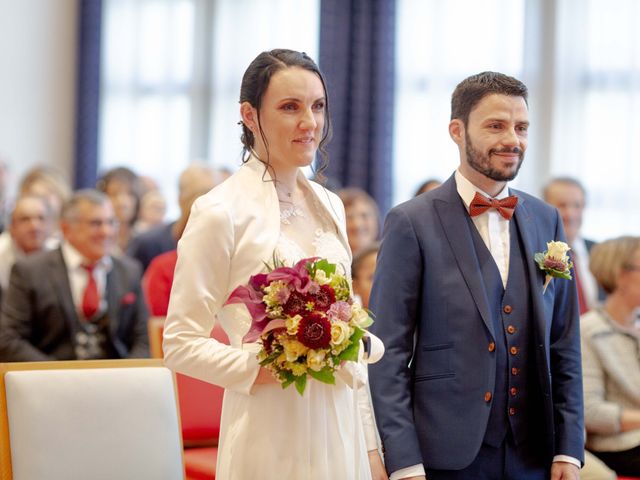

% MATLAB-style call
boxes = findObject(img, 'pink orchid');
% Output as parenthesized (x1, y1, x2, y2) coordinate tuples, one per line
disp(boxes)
(266, 257, 319, 293)
(224, 284, 267, 324)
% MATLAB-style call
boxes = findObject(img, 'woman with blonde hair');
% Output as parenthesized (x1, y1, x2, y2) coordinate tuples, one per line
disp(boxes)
(581, 235, 640, 476)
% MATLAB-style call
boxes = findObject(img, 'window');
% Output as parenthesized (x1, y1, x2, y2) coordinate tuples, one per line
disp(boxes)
(394, 0, 525, 202)
(395, 0, 639, 239)
(100, 0, 319, 217)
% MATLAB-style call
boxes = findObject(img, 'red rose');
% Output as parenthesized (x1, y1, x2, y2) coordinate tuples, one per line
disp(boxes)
(296, 313, 331, 349)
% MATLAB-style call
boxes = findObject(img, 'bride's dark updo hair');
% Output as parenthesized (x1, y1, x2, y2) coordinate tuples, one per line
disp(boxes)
(239, 49, 332, 177)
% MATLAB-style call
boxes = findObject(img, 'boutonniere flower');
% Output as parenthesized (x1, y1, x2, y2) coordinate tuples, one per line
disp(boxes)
(534, 241, 573, 293)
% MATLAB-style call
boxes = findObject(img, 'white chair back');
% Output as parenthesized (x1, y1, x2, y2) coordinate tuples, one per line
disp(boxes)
(0, 359, 184, 480)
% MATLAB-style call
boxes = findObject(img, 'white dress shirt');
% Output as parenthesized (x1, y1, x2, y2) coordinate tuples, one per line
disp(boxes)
(61, 242, 112, 318)
(391, 170, 579, 479)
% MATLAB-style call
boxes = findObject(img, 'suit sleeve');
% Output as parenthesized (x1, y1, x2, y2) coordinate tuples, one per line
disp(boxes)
(549, 211, 585, 462)
(162, 197, 261, 395)
(368, 207, 425, 473)
(122, 260, 151, 358)
(0, 262, 51, 361)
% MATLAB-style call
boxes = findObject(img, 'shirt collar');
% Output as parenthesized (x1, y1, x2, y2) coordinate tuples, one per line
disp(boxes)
(61, 241, 112, 271)
(455, 169, 510, 211)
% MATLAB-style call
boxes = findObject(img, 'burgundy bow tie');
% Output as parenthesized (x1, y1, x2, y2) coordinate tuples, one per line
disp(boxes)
(469, 191, 518, 220)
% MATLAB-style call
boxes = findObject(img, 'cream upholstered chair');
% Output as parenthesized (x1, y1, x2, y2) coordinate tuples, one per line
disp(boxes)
(0, 359, 184, 480)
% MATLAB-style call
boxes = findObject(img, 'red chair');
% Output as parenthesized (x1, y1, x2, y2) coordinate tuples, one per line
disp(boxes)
(149, 318, 229, 480)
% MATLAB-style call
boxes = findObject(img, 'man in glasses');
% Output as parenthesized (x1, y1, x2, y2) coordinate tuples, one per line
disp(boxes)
(0, 189, 149, 361)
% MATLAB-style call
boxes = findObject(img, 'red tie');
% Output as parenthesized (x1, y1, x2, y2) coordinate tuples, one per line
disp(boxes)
(82, 264, 100, 319)
(469, 192, 519, 220)
(571, 251, 589, 315)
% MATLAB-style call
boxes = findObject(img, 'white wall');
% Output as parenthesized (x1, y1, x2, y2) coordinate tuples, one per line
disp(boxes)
(0, 0, 78, 200)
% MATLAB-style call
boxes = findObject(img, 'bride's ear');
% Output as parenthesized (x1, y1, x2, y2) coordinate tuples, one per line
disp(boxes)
(240, 102, 258, 133)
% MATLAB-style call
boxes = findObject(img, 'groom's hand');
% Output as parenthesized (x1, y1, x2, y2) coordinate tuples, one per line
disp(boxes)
(550, 461, 580, 479)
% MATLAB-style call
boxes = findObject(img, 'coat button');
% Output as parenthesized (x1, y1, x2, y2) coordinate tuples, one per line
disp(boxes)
(510, 346, 519, 355)
(507, 325, 516, 334)
(503, 305, 513, 314)
(509, 407, 517, 416)
(485, 392, 492, 402)
(488, 342, 496, 352)
(510, 387, 518, 396)
(511, 367, 519, 376)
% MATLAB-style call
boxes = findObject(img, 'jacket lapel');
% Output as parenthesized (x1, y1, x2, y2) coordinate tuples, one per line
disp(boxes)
(434, 177, 495, 339)
(511, 193, 548, 346)
(51, 249, 80, 328)
(106, 263, 121, 337)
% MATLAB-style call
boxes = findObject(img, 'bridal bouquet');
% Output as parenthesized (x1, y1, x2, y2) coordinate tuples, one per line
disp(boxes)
(224, 256, 373, 395)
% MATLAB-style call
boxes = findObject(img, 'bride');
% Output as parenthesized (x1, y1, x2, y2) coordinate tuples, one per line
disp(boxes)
(163, 49, 387, 480)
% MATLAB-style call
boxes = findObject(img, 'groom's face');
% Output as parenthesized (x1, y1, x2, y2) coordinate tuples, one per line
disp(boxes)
(463, 93, 529, 183)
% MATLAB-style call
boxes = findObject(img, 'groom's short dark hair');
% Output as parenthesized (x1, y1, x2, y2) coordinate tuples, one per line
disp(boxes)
(451, 71, 528, 126)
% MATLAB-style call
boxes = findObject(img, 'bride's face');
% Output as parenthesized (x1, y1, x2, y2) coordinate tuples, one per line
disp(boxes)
(245, 67, 326, 173)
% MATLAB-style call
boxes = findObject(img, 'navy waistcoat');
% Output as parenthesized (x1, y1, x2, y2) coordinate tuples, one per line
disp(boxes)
(468, 216, 543, 447)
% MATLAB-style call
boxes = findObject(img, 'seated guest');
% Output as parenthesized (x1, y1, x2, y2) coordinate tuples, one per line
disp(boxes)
(143, 184, 213, 316)
(134, 189, 167, 234)
(581, 235, 640, 476)
(0, 189, 149, 361)
(97, 166, 143, 253)
(0, 156, 8, 233)
(338, 187, 380, 256)
(543, 177, 603, 312)
(352, 242, 379, 310)
(0, 195, 54, 301)
(413, 178, 442, 196)
(128, 163, 224, 271)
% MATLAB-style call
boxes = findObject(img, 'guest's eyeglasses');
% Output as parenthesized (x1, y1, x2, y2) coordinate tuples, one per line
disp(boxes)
(73, 218, 119, 229)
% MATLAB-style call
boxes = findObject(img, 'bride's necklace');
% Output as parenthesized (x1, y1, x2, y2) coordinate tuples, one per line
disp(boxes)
(276, 183, 305, 225)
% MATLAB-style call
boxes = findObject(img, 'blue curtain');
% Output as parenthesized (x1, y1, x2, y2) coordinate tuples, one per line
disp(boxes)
(74, 0, 103, 189)
(319, 0, 396, 214)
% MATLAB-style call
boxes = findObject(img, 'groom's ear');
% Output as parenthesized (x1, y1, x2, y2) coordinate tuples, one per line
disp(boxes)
(449, 119, 465, 146)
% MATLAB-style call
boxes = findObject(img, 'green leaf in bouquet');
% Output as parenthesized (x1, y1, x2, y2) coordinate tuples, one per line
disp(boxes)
(294, 374, 307, 395)
(308, 366, 336, 385)
(338, 327, 366, 362)
(280, 370, 295, 389)
(314, 258, 336, 276)
(258, 350, 281, 367)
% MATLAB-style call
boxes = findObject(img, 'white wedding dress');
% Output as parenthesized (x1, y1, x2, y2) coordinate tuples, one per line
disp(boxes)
(214, 188, 374, 480)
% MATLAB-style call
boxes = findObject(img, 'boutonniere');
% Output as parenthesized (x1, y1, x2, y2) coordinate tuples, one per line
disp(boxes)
(534, 241, 573, 293)
(121, 292, 137, 305)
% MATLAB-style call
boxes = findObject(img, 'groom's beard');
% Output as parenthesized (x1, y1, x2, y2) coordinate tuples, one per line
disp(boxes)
(465, 132, 524, 182)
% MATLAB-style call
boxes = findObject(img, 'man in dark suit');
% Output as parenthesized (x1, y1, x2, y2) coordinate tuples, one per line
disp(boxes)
(543, 177, 605, 313)
(0, 189, 149, 361)
(369, 72, 583, 479)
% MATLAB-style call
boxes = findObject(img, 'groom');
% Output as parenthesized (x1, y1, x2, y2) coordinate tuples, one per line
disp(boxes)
(369, 72, 584, 479)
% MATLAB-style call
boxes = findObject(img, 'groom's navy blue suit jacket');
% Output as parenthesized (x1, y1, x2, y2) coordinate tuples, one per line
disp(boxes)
(369, 175, 584, 473)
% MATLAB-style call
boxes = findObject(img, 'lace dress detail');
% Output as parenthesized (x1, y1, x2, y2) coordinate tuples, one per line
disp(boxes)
(275, 184, 351, 273)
